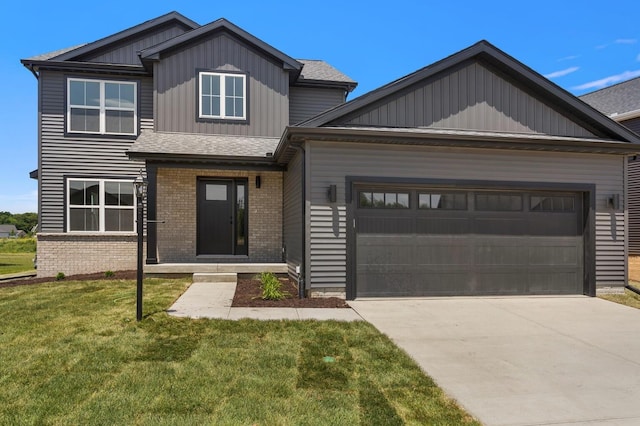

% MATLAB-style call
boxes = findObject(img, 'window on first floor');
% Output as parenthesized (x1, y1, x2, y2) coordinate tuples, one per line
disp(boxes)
(67, 179, 135, 232)
(199, 72, 246, 120)
(67, 78, 137, 135)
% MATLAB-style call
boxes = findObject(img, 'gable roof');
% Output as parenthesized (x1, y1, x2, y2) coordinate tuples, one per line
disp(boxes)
(0, 224, 18, 234)
(138, 18, 302, 72)
(580, 77, 640, 120)
(297, 40, 640, 144)
(50, 11, 199, 62)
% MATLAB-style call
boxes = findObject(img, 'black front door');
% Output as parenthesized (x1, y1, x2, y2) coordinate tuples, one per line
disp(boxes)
(197, 179, 247, 256)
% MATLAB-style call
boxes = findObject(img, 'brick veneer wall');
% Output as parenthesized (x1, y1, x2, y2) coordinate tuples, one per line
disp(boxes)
(37, 233, 138, 277)
(156, 168, 283, 263)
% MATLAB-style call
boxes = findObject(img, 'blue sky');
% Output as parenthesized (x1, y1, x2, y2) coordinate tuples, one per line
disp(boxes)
(1, 0, 639, 213)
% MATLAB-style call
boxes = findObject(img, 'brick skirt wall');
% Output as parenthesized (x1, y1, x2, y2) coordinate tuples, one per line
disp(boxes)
(37, 233, 139, 277)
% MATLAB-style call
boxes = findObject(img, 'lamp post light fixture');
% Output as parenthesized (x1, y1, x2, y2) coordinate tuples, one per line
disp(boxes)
(133, 174, 148, 321)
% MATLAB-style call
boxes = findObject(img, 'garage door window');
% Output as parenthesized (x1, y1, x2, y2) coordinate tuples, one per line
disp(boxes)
(475, 193, 522, 211)
(419, 193, 466, 210)
(531, 195, 575, 212)
(359, 191, 409, 208)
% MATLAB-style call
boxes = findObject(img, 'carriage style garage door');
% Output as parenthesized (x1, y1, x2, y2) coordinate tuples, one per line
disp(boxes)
(354, 186, 585, 297)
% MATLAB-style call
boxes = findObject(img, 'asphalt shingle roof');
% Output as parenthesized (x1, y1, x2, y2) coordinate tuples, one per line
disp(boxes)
(128, 131, 280, 159)
(297, 59, 356, 84)
(580, 77, 640, 116)
(26, 44, 87, 61)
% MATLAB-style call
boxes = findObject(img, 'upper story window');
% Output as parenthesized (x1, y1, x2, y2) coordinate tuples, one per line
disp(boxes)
(67, 178, 135, 233)
(199, 72, 246, 120)
(67, 78, 137, 135)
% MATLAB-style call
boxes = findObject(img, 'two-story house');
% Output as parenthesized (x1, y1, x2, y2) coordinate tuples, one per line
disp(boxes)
(22, 11, 640, 299)
(580, 79, 640, 257)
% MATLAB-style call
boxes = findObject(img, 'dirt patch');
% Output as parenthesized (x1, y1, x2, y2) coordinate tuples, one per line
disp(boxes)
(232, 277, 349, 308)
(630, 256, 640, 282)
(0, 270, 137, 289)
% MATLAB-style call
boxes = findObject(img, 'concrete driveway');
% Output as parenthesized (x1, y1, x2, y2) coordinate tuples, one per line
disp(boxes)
(349, 296, 640, 426)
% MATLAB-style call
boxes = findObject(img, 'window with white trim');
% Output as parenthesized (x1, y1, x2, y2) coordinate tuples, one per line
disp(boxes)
(67, 179, 135, 232)
(67, 78, 137, 135)
(199, 72, 246, 120)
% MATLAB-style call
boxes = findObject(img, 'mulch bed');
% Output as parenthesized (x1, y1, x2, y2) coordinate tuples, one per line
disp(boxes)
(232, 276, 349, 308)
(0, 270, 137, 289)
(1, 270, 349, 308)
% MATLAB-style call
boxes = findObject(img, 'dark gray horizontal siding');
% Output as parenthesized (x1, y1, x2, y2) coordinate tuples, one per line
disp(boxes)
(289, 87, 344, 124)
(155, 33, 289, 137)
(39, 71, 149, 232)
(338, 61, 595, 138)
(308, 141, 625, 289)
(80, 23, 191, 65)
(283, 151, 303, 280)
(621, 117, 640, 135)
(629, 159, 640, 255)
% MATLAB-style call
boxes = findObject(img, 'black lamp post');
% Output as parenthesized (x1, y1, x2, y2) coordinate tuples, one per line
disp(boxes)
(133, 175, 148, 321)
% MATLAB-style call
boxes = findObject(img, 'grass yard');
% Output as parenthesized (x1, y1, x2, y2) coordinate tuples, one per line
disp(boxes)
(599, 286, 640, 309)
(0, 278, 478, 425)
(0, 252, 35, 275)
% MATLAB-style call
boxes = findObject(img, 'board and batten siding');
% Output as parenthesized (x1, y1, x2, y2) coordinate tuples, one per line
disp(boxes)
(283, 150, 303, 280)
(621, 117, 640, 135)
(334, 61, 596, 138)
(289, 87, 345, 124)
(307, 141, 626, 290)
(155, 33, 289, 137)
(78, 23, 192, 65)
(38, 71, 150, 232)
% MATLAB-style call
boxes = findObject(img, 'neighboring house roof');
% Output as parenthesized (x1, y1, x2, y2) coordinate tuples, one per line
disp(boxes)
(127, 131, 280, 167)
(138, 18, 302, 72)
(295, 40, 640, 145)
(580, 77, 640, 120)
(296, 60, 357, 91)
(0, 224, 18, 235)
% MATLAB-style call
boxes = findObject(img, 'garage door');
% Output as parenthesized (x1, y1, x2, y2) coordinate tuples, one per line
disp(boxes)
(355, 187, 584, 297)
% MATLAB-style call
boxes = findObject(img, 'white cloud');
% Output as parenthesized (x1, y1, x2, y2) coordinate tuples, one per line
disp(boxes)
(544, 67, 579, 79)
(558, 55, 579, 62)
(616, 38, 637, 44)
(637, 53, 640, 62)
(573, 70, 640, 91)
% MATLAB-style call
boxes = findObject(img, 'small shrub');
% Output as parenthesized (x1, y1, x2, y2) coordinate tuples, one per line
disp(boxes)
(55, 272, 65, 281)
(105, 270, 115, 278)
(258, 272, 290, 300)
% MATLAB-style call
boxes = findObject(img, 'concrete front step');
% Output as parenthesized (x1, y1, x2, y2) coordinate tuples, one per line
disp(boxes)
(145, 263, 287, 275)
(192, 273, 237, 283)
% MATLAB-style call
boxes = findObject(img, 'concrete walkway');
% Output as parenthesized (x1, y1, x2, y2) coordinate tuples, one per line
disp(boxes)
(167, 282, 362, 321)
(349, 296, 640, 426)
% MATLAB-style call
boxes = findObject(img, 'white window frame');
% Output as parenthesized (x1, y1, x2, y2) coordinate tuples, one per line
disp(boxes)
(198, 72, 247, 120)
(67, 178, 136, 233)
(67, 78, 138, 135)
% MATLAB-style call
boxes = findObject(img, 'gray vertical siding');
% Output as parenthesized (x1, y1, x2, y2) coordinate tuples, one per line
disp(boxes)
(334, 62, 595, 138)
(289, 87, 345, 124)
(308, 141, 626, 290)
(155, 33, 289, 137)
(79, 23, 192, 65)
(283, 150, 303, 279)
(38, 71, 150, 232)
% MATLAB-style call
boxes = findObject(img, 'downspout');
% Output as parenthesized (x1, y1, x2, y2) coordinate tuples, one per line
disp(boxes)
(291, 143, 306, 299)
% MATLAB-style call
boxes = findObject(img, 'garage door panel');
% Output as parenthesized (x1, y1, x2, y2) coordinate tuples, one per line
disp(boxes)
(355, 187, 585, 297)
(416, 217, 472, 234)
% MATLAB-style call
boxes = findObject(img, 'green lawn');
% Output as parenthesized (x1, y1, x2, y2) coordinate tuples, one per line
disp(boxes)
(0, 252, 35, 275)
(0, 278, 478, 425)
(599, 285, 640, 309)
